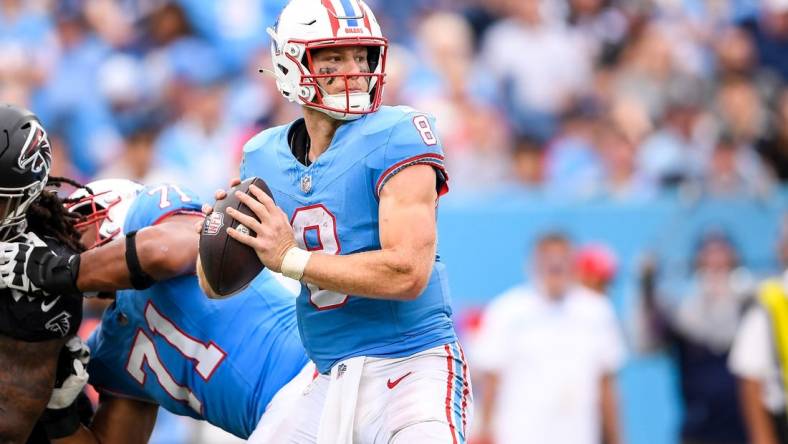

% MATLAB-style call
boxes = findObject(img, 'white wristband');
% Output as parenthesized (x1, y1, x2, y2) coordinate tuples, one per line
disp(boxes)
(280, 247, 312, 281)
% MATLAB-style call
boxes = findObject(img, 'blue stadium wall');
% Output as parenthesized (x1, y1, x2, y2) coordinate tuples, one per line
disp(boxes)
(437, 189, 788, 444)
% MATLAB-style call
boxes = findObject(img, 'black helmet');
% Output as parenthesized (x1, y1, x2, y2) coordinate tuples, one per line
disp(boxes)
(0, 104, 52, 241)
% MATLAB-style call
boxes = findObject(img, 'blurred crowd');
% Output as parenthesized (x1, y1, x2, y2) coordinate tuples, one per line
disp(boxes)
(4, 0, 788, 443)
(2, 0, 788, 200)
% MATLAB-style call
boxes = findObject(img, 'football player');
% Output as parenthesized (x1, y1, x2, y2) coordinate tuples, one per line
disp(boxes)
(209, 1, 473, 442)
(0, 104, 86, 443)
(0, 179, 312, 443)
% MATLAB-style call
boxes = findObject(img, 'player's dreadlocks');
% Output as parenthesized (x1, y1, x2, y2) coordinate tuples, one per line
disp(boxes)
(26, 176, 89, 254)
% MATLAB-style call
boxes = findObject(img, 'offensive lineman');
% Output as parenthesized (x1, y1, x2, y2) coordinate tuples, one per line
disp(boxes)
(0, 179, 311, 442)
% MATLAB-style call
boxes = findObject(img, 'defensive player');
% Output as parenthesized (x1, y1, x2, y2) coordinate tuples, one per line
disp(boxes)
(210, 1, 473, 442)
(0, 104, 86, 442)
(0, 179, 311, 442)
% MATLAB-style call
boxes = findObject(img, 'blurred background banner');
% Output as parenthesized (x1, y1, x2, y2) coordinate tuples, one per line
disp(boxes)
(4, 0, 788, 443)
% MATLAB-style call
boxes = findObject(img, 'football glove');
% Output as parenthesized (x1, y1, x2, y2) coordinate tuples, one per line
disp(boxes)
(40, 336, 91, 439)
(0, 232, 81, 296)
(48, 336, 90, 409)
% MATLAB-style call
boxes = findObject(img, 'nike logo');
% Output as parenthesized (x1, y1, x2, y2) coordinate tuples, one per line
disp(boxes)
(41, 296, 60, 312)
(386, 372, 413, 389)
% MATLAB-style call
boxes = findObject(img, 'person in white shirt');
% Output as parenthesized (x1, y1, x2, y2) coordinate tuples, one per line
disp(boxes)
(728, 273, 788, 444)
(471, 232, 626, 444)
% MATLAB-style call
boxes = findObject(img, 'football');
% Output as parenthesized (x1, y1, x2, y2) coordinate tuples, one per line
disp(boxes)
(198, 177, 273, 298)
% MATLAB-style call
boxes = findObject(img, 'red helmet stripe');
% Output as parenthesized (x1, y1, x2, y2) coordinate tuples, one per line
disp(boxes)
(361, 2, 372, 33)
(321, 0, 340, 37)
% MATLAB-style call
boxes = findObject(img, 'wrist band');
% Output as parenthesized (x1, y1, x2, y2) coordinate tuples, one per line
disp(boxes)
(280, 247, 311, 281)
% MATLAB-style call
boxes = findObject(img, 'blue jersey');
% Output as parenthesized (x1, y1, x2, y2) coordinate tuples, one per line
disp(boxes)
(87, 184, 308, 439)
(241, 105, 457, 373)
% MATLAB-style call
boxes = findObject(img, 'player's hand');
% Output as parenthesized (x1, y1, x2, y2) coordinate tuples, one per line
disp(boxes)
(0, 232, 80, 296)
(40, 336, 90, 439)
(48, 336, 90, 410)
(196, 178, 242, 233)
(225, 183, 297, 273)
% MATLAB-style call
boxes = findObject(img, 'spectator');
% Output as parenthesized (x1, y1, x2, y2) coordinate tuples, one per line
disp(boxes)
(701, 133, 773, 198)
(542, 102, 603, 198)
(472, 232, 625, 444)
(729, 273, 788, 444)
(576, 243, 618, 294)
(637, 76, 711, 188)
(739, 0, 788, 82)
(33, 0, 121, 179)
(635, 229, 753, 444)
(594, 120, 654, 200)
(480, 0, 593, 139)
(756, 87, 788, 182)
(411, 12, 510, 192)
(510, 134, 545, 188)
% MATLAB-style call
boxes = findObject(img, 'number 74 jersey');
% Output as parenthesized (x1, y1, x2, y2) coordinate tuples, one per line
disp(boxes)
(241, 105, 458, 374)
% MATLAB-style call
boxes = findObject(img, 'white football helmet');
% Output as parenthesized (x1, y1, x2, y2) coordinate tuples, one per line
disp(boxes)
(267, 0, 387, 120)
(65, 179, 144, 248)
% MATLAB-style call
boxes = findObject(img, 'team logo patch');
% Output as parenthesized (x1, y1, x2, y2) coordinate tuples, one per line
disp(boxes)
(45, 311, 71, 337)
(18, 120, 52, 174)
(203, 212, 224, 236)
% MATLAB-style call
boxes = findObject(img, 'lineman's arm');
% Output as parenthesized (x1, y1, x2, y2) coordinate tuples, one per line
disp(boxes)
(227, 164, 439, 300)
(76, 214, 203, 292)
(53, 394, 158, 444)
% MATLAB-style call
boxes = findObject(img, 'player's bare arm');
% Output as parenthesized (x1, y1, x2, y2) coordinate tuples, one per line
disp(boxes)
(227, 164, 438, 300)
(53, 394, 158, 444)
(738, 377, 779, 444)
(0, 336, 65, 443)
(75, 214, 203, 292)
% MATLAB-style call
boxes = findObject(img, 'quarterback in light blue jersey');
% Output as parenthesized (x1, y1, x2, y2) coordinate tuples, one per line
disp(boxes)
(8, 179, 312, 443)
(211, 0, 473, 442)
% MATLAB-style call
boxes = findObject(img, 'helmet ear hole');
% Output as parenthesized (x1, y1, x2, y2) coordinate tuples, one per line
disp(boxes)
(277, 64, 289, 75)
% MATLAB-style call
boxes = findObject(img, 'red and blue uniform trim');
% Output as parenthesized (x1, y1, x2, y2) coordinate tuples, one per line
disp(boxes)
(375, 153, 448, 199)
(444, 342, 470, 444)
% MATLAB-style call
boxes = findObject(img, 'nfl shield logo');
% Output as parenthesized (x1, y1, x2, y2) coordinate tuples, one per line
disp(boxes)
(301, 175, 312, 194)
(203, 212, 224, 236)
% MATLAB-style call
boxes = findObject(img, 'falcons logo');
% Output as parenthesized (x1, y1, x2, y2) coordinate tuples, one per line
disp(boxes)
(18, 120, 52, 174)
(44, 311, 71, 337)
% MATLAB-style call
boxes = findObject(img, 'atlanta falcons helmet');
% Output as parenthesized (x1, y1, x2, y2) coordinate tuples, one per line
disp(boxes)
(66, 178, 144, 248)
(267, 0, 387, 120)
(0, 104, 53, 241)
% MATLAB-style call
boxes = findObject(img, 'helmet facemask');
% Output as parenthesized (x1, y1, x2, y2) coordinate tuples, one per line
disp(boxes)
(0, 179, 46, 242)
(66, 190, 123, 249)
(298, 40, 386, 120)
(65, 179, 144, 250)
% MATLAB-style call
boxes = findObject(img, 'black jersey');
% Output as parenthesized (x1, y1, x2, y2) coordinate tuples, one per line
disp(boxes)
(0, 234, 82, 342)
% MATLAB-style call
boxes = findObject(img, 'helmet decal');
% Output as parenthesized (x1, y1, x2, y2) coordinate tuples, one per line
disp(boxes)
(18, 120, 52, 175)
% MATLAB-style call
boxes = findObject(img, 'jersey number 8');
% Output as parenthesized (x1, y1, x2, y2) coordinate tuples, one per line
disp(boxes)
(290, 204, 348, 310)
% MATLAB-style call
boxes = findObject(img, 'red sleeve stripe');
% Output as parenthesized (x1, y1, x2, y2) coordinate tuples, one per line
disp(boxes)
(375, 153, 449, 198)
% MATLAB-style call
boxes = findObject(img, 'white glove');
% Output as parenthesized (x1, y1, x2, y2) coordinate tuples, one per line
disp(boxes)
(0, 232, 47, 294)
(47, 336, 90, 410)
